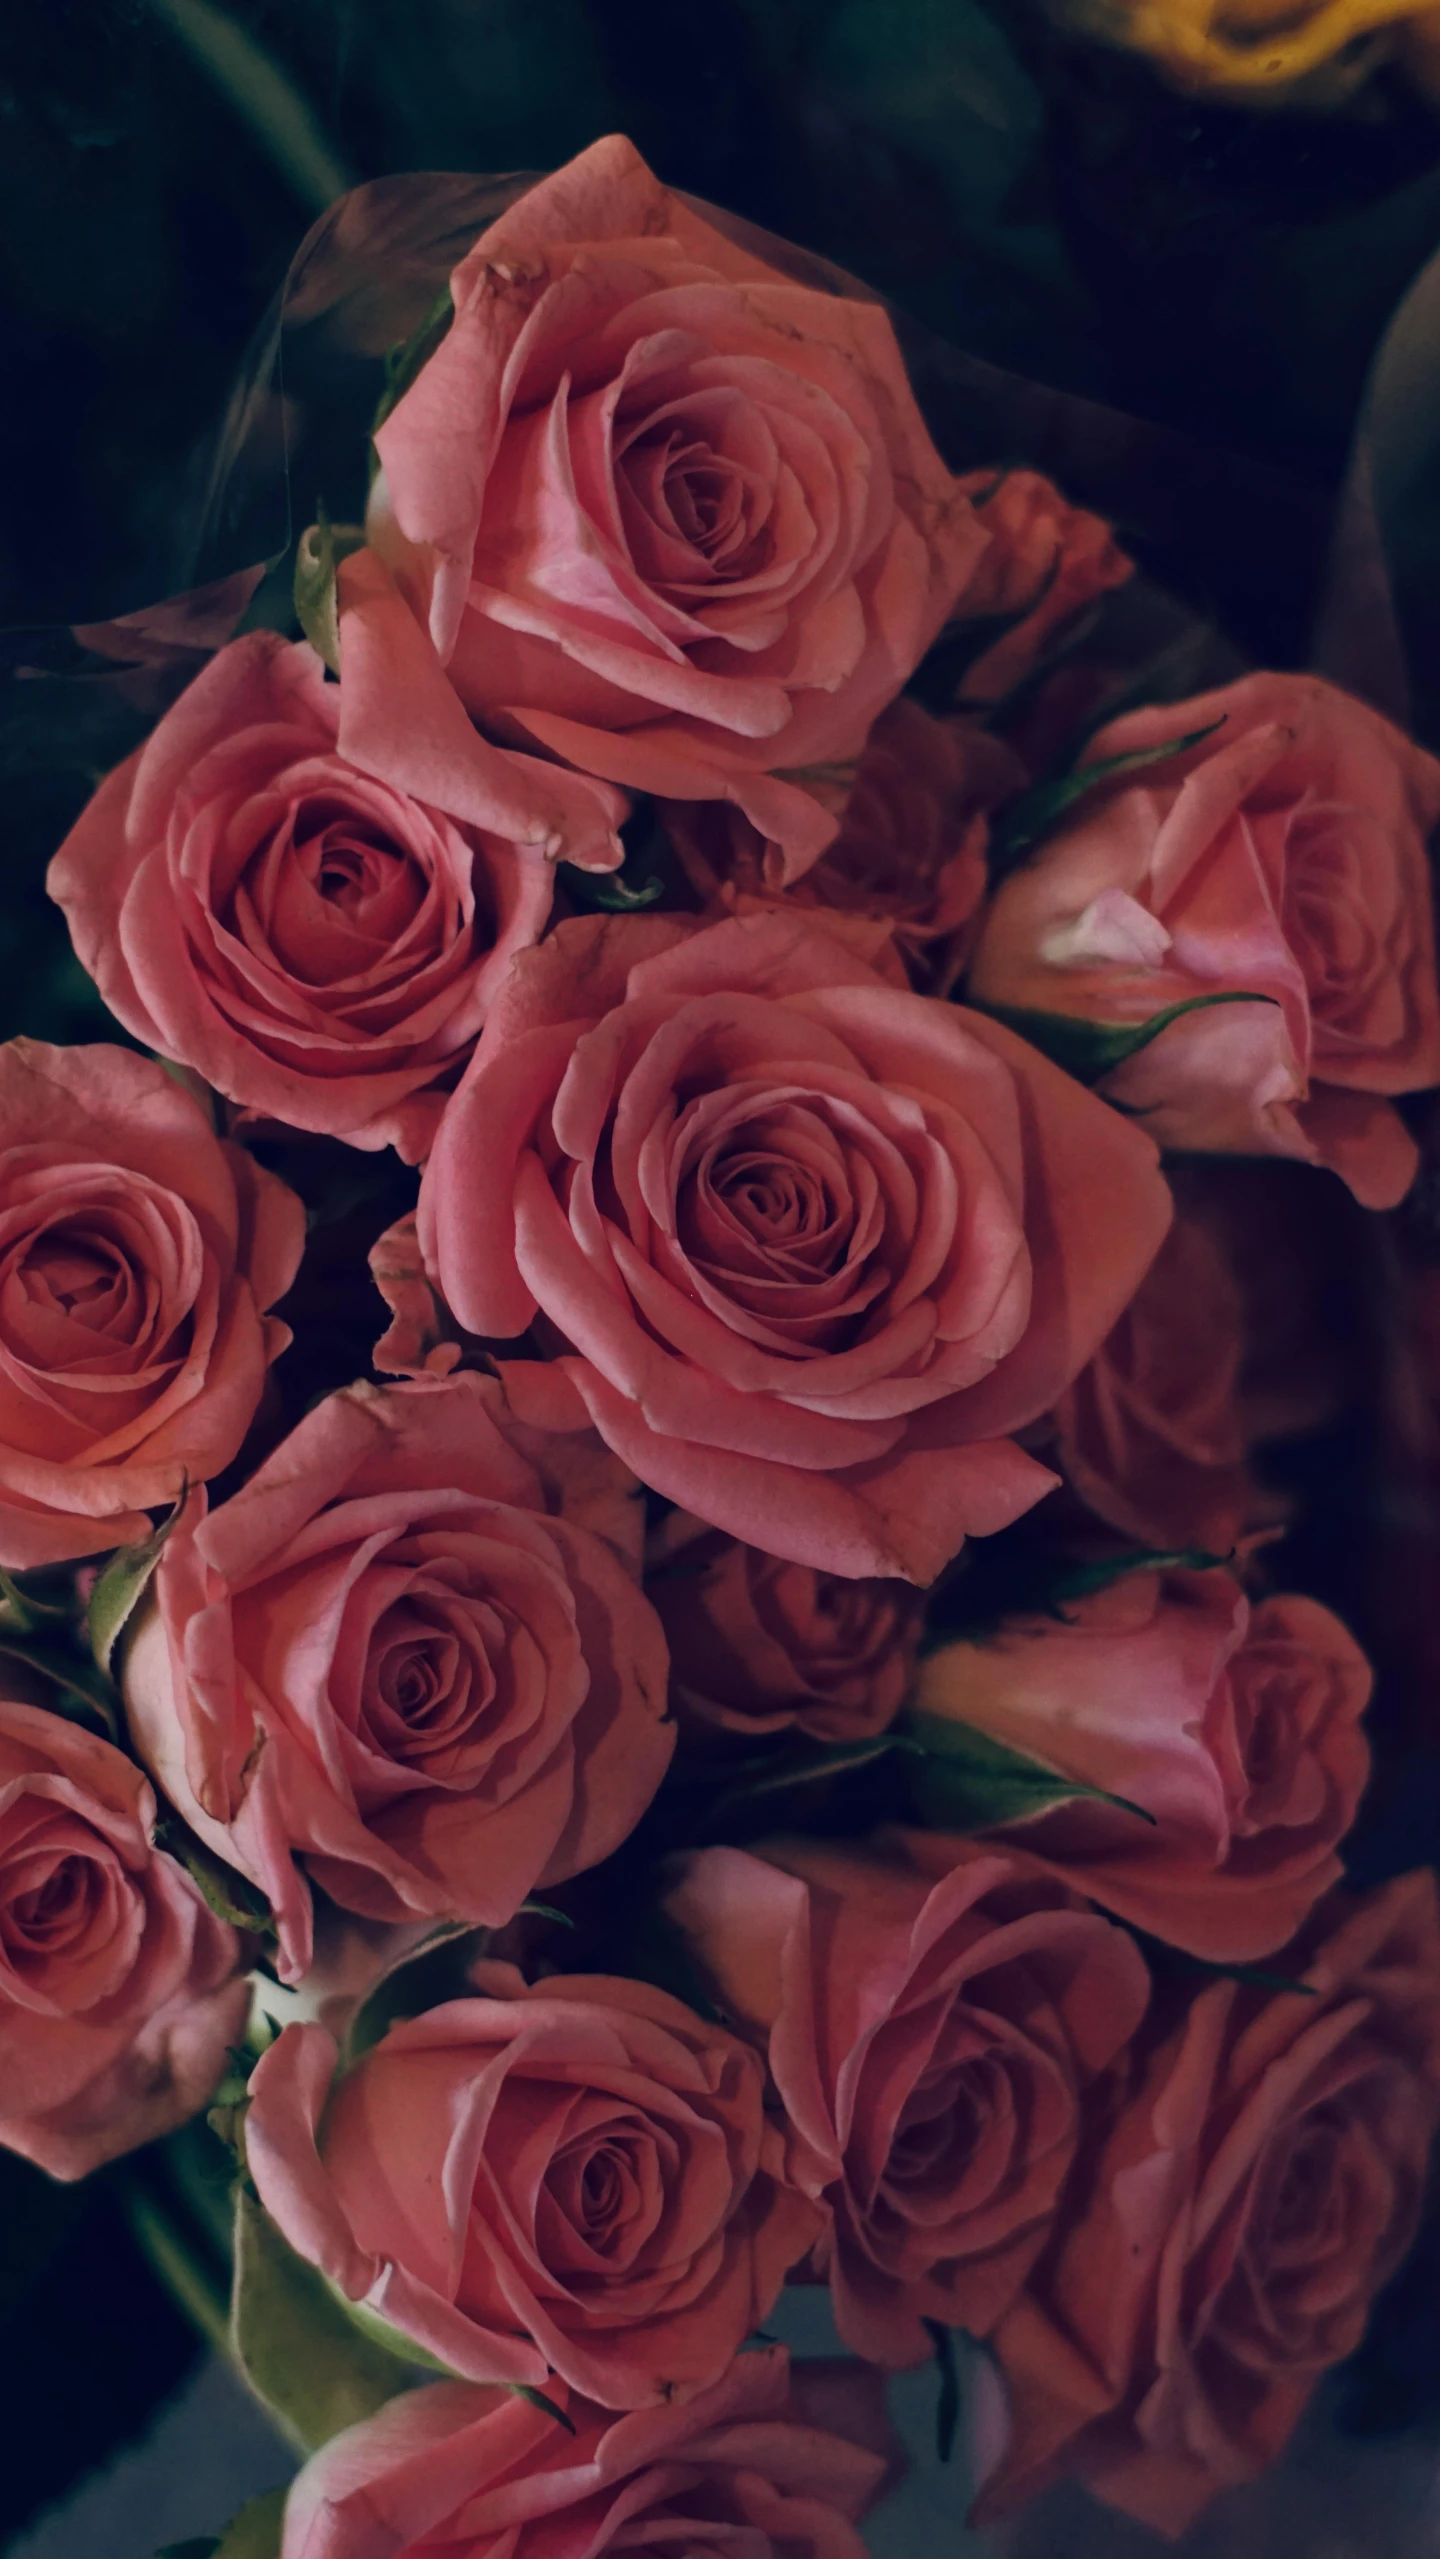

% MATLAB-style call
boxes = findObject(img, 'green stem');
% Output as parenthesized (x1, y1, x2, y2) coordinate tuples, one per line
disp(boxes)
(124, 2183, 235, 2365)
(144, 0, 353, 212)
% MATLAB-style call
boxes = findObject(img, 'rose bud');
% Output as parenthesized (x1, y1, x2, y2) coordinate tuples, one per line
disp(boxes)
(952, 468, 1133, 705)
(663, 1836, 1149, 2365)
(968, 672, 1440, 1208)
(49, 630, 569, 1164)
(0, 1039, 301, 1568)
(979, 1871, 1440, 2536)
(123, 1371, 673, 1983)
(910, 1566, 1372, 1962)
(276, 2345, 892, 2559)
(418, 909, 1173, 1586)
(0, 1697, 248, 2180)
(363, 134, 990, 880)
(244, 1969, 821, 2406)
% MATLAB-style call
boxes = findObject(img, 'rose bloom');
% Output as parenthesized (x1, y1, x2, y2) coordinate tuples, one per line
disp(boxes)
(663, 1838, 1149, 2365)
(662, 697, 1019, 993)
(123, 1371, 673, 1982)
(48, 627, 571, 1164)
(979, 1871, 1440, 2536)
(245, 1966, 821, 2406)
(278, 2345, 892, 2559)
(0, 1697, 247, 2180)
(417, 909, 1173, 1585)
(1047, 1187, 1264, 1555)
(968, 673, 1440, 1209)
(646, 1510, 921, 1745)
(952, 469, 1133, 706)
(911, 1566, 1372, 1962)
(0, 1039, 301, 1568)
(364, 133, 988, 879)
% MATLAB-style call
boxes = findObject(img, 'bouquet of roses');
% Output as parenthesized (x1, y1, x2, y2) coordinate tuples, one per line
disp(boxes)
(6, 131, 1440, 2557)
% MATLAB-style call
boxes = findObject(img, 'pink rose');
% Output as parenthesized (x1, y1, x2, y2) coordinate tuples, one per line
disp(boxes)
(1047, 1188, 1267, 1555)
(981, 1872, 1440, 2536)
(123, 1371, 673, 1983)
(48, 629, 564, 1164)
(646, 1510, 921, 1745)
(911, 1566, 1372, 1961)
(0, 1697, 247, 2180)
(663, 1838, 1149, 2365)
(0, 1039, 302, 1567)
(968, 673, 1440, 1208)
(363, 134, 988, 879)
(417, 909, 1173, 1585)
(279, 2346, 890, 2559)
(662, 697, 1018, 992)
(245, 1966, 821, 2405)
(952, 469, 1133, 706)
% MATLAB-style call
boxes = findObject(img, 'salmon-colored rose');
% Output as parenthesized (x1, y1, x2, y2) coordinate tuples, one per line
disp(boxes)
(278, 2346, 891, 2559)
(0, 1040, 302, 1568)
(0, 1697, 247, 2180)
(364, 134, 987, 881)
(417, 909, 1173, 1585)
(953, 470, 1133, 705)
(662, 698, 1017, 995)
(122, 1372, 673, 1982)
(911, 1567, 1372, 1961)
(968, 673, 1440, 1209)
(981, 1872, 1440, 2536)
(663, 1838, 1149, 2365)
(245, 1968, 821, 2406)
(646, 1510, 921, 1745)
(48, 631, 562, 1164)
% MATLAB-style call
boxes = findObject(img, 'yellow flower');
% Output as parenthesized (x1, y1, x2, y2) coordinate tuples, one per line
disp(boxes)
(1051, 0, 1440, 94)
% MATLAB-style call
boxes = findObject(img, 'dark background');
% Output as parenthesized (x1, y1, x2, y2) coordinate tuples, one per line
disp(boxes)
(7, 3, 1440, 2545)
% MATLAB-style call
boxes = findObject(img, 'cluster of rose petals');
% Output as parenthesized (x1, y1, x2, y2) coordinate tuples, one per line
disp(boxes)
(969, 672, 1440, 1208)
(48, 631, 560, 1163)
(418, 908, 1173, 1583)
(122, 1371, 673, 1981)
(365, 134, 990, 877)
(664, 1837, 1149, 2365)
(0, 1040, 301, 1567)
(980, 1871, 1440, 2536)
(0, 1698, 247, 2179)
(953, 468, 1134, 705)
(279, 2344, 889, 2559)
(912, 1566, 1373, 1961)
(245, 1965, 821, 2407)
(646, 1509, 921, 1744)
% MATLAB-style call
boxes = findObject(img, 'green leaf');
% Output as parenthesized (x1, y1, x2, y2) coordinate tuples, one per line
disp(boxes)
(158, 2487, 287, 2559)
(89, 1490, 190, 1676)
(373, 286, 455, 436)
(922, 2319, 961, 2466)
(518, 1900, 575, 1928)
(231, 2188, 412, 2453)
(0, 1634, 122, 1741)
(903, 1702, 1157, 1834)
(510, 2384, 576, 2435)
(0, 1565, 73, 1635)
(154, 1811, 276, 1937)
(971, 990, 1280, 1090)
(988, 722, 1225, 879)
(293, 506, 367, 677)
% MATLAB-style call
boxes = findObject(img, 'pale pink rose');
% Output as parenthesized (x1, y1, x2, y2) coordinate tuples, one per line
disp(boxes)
(0, 1697, 247, 2179)
(952, 470, 1133, 705)
(122, 1371, 673, 1982)
(48, 630, 566, 1164)
(1047, 1192, 1266, 1555)
(646, 1509, 921, 1744)
(968, 673, 1440, 1208)
(911, 1566, 1372, 1961)
(245, 1967, 822, 2406)
(363, 134, 989, 881)
(980, 1872, 1440, 2537)
(0, 1040, 302, 1568)
(663, 1838, 1149, 2366)
(279, 2346, 891, 2559)
(416, 909, 1174, 1585)
(662, 697, 1018, 993)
